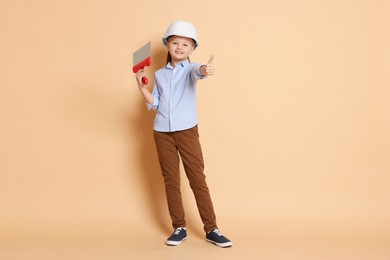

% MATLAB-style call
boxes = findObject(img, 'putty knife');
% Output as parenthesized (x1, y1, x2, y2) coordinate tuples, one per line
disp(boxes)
(133, 41, 151, 84)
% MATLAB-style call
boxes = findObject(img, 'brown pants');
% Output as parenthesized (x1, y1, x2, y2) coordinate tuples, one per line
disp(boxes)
(153, 125, 217, 232)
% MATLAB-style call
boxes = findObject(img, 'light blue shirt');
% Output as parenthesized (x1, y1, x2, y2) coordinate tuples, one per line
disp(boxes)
(147, 60, 206, 132)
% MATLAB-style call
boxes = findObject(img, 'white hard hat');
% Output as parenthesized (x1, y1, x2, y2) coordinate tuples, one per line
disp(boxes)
(162, 20, 199, 48)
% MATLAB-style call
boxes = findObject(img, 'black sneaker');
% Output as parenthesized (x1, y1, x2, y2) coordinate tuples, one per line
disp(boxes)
(206, 229, 232, 248)
(166, 227, 187, 246)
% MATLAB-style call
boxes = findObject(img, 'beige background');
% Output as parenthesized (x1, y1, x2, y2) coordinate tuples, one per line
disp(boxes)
(1, 0, 389, 259)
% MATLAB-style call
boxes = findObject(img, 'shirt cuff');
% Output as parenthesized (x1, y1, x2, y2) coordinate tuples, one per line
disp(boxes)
(193, 64, 207, 80)
(146, 99, 158, 111)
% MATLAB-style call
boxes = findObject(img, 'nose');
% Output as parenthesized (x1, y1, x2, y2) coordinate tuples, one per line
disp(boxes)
(176, 44, 182, 50)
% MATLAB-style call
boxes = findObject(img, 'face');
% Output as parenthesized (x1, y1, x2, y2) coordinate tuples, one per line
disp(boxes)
(167, 35, 195, 63)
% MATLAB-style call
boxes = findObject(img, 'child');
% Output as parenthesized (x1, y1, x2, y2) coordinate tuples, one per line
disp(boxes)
(135, 20, 232, 248)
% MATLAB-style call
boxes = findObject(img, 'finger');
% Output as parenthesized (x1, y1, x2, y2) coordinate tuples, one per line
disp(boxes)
(206, 63, 214, 70)
(207, 55, 215, 64)
(136, 70, 145, 79)
(206, 64, 214, 71)
(206, 65, 215, 75)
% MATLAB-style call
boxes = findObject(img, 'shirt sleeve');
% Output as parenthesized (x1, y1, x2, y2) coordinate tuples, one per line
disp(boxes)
(191, 63, 207, 82)
(146, 82, 160, 111)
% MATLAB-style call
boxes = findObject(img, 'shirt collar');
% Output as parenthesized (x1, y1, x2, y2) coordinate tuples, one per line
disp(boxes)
(166, 59, 190, 69)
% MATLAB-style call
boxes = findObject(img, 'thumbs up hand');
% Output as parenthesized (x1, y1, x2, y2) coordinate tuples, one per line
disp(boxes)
(201, 55, 215, 76)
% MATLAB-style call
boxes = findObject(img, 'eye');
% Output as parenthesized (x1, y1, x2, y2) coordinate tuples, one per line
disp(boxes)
(183, 44, 188, 47)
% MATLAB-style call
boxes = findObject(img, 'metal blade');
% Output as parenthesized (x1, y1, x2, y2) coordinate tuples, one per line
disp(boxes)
(133, 41, 151, 66)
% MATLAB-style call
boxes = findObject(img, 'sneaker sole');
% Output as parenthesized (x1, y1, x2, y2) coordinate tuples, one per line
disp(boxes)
(206, 239, 232, 248)
(166, 237, 187, 246)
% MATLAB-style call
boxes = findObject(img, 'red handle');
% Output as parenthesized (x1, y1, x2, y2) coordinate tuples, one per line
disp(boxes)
(142, 76, 148, 85)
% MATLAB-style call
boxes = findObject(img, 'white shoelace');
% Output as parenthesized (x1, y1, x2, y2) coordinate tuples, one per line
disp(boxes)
(174, 227, 185, 235)
(212, 229, 222, 236)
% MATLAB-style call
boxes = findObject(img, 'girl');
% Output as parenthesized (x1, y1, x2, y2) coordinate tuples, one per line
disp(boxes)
(135, 20, 232, 248)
